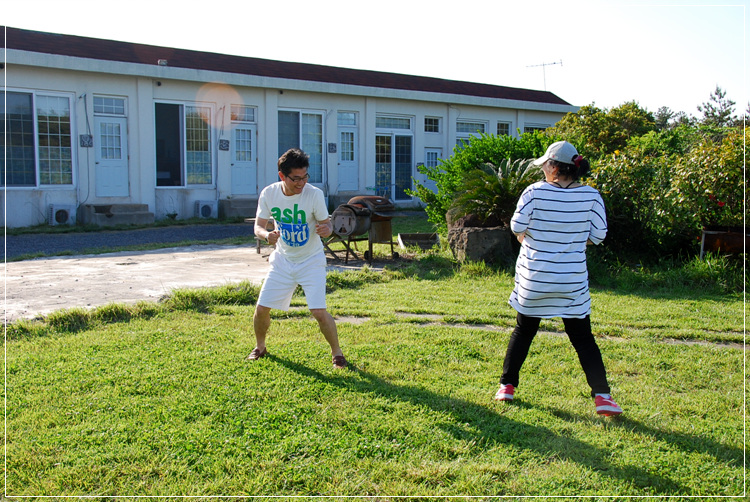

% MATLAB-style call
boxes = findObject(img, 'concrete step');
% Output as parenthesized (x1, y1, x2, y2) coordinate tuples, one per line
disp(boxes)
(219, 198, 257, 218)
(81, 204, 155, 227)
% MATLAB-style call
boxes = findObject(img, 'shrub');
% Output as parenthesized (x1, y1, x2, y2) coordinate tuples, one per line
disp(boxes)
(447, 159, 542, 227)
(409, 131, 553, 230)
(588, 126, 746, 257)
(663, 127, 747, 230)
(587, 150, 674, 254)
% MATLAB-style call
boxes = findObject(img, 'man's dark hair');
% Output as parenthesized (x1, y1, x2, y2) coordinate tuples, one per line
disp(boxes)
(278, 148, 310, 176)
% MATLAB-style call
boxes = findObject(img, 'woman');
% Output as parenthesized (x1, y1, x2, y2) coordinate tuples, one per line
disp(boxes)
(495, 141, 622, 416)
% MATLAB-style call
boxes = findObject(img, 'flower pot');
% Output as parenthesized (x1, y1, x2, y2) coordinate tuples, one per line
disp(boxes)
(700, 225, 748, 258)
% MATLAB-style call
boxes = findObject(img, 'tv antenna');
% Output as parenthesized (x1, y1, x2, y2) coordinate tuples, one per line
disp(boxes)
(527, 60, 563, 91)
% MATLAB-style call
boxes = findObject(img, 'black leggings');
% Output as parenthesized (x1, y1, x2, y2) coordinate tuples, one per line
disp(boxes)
(501, 313, 611, 397)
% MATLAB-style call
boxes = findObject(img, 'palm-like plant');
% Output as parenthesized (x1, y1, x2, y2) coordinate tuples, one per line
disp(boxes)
(448, 159, 542, 227)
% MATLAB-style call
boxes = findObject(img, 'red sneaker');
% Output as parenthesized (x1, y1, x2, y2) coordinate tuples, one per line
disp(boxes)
(595, 395, 623, 416)
(494, 384, 515, 401)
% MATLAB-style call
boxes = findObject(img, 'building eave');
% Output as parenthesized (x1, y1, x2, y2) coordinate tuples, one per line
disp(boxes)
(3, 26, 578, 113)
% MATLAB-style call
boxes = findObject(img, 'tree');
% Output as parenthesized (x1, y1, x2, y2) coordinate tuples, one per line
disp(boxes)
(697, 86, 736, 128)
(545, 101, 656, 160)
(654, 106, 674, 130)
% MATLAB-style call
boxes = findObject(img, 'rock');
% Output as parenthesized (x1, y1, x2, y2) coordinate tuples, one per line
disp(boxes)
(448, 226, 514, 264)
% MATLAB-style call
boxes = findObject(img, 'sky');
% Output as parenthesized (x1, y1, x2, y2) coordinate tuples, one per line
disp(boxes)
(4, 0, 747, 117)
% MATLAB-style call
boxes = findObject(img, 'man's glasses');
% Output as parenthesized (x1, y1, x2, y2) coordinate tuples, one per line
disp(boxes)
(286, 174, 310, 182)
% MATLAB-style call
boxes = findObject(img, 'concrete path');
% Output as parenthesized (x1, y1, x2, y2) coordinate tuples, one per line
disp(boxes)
(3, 243, 271, 323)
(3, 242, 380, 323)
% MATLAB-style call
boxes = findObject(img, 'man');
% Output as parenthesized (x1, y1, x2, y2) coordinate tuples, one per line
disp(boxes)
(247, 148, 347, 369)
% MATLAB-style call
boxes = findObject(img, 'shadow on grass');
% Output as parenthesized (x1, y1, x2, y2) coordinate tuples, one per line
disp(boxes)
(546, 407, 743, 469)
(270, 355, 711, 496)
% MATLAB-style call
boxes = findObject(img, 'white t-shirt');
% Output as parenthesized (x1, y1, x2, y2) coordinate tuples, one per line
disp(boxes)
(256, 182, 329, 263)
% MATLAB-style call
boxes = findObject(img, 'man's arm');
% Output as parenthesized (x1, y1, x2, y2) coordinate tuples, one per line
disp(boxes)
(255, 217, 279, 245)
(315, 218, 333, 238)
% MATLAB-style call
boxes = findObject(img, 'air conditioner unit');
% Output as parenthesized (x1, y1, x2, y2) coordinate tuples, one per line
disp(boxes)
(48, 204, 76, 226)
(195, 200, 218, 219)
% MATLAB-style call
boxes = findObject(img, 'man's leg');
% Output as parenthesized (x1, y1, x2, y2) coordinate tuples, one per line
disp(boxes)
(310, 308, 343, 357)
(252, 305, 272, 352)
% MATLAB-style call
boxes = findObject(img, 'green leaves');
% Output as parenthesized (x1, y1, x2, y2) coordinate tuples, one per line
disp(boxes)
(589, 126, 746, 256)
(410, 132, 552, 230)
(448, 159, 542, 227)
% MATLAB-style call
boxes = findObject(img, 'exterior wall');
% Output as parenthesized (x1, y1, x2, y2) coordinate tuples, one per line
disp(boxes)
(3, 50, 576, 228)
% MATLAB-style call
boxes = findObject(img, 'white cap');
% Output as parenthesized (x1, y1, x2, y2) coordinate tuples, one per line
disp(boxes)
(532, 141, 579, 166)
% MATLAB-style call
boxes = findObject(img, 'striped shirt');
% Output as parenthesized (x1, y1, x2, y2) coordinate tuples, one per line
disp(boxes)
(508, 181, 607, 319)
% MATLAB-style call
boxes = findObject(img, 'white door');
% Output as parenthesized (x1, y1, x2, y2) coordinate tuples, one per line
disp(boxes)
(94, 116, 129, 197)
(338, 128, 358, 191)
(231, 124, 257, 195)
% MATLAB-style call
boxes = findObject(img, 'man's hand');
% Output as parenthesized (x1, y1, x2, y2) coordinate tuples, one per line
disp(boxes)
(255, 218, 279, 245)
(315, 219, 333, 238)
(266, 230, 281, 245)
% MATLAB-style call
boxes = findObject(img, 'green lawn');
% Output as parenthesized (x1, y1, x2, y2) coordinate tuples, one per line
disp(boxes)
(4, 216, 745, 497)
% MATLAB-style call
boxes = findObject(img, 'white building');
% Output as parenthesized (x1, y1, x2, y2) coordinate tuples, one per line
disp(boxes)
(2, 26, 577, 228)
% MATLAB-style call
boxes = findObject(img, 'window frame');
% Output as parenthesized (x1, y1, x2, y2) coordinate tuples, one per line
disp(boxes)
(154, 100, 215, 188)
(278, 108, 325, 185)
(524, 124, 550, 133)
(2, 89, 77, 189)
(455, 119, 487, 148)
(496, 121, 511, 136)
(231, 105, 256, 124)
(94, 95, 127, 117)
(375, 114, 414, 201)
(424, 116, 441, 133)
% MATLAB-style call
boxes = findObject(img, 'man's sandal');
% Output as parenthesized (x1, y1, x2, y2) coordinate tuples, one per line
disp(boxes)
(246, 347, 268, 360)
(332, 355, 348, 369)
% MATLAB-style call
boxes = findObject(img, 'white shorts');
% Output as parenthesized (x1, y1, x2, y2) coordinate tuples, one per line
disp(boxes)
(257, 250, 327, 311)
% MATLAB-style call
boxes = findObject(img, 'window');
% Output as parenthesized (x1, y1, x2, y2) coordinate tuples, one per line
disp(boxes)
(155, 102, 213, 187)
(375, 115, 413, 200)
(456, 120, 486, 147)
(424, 117, 441, 133)
(425, 149, 441, 169)
(524, 124, 550, 133)
(278, 110, 324, 184)
(376, 116, 411, 130)
(337, 112, 356, 162)
(94, 96, 126, 116)
(2, 91, 74, 187)
(186, 107, 211, 184)
(497, 121, 511, 136)
(231, 105, 255, 123)
(337, 111, 356, 127)
(340, 132, 355, 162)
(456, 121, 486, 134)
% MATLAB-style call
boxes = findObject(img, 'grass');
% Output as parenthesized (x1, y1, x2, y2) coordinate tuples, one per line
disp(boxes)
(4, 213, 746, 497)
